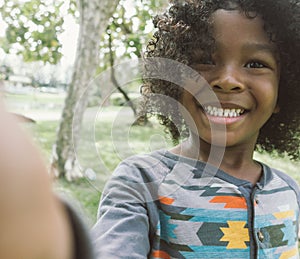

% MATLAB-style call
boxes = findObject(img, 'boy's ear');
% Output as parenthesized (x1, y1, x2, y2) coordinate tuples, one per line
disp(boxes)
(273, 104, 280, 114)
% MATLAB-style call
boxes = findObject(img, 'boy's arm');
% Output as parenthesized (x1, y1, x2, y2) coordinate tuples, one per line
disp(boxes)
(92, 162, 157, 258)
(0, 100, 74, 259)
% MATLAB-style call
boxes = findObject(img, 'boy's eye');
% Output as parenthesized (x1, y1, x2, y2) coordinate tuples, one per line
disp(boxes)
(245, 61, 266, 69)
(201, 59, 215, 65)
(199, 55, 215, 65)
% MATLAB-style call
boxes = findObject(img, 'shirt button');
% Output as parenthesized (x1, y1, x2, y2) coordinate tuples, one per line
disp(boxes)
(257, 231, 264, 242)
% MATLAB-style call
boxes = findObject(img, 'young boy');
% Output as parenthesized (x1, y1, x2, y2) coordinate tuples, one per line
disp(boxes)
(92, 0, 300, 258)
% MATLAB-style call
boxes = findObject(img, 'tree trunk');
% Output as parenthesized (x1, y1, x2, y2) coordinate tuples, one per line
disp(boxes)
(108, 32, 137, 116)
(51, 0, 120, 181)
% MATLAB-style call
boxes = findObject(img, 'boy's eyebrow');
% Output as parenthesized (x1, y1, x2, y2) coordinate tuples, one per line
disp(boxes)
(241, 42, 278, 55)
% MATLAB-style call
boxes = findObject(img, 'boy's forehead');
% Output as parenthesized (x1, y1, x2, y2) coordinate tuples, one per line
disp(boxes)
(211, 9, 262, 33)
(210, 9, 275, 47)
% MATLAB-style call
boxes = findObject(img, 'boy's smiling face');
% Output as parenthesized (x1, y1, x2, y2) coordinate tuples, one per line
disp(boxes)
(182, 9, 280, 149)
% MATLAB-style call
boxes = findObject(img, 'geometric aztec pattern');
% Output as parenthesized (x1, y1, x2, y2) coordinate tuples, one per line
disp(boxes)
(150, 169, 299, 259)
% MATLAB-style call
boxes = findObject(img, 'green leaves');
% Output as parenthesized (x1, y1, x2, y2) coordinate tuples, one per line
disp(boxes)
(0, 0, 64, 64)
(100, 0, 165, 65)
(0, 0, 166, 66)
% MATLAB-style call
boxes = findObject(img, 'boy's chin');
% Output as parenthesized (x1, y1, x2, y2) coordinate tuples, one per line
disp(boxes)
(189, 128, 228, 148)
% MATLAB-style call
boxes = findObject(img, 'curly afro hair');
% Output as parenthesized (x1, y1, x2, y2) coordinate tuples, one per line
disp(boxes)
(141, 0, 300, 160)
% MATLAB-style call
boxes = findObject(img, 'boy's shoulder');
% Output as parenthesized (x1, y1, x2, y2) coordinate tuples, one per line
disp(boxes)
(263, 164, 300, 207)
(111, 149, 175, 183)
(112, 149, 203, 186)
(269, 166, 300, 193)
(118, 149, 178, 172)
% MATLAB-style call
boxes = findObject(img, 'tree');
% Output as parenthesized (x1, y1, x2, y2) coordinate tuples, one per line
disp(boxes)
(108, 30, 137, 116)
(50, 0, 120, 180)
(0, 0, 64, 64)
(101, 0, 166, 122)
(101, 0, 166, 63)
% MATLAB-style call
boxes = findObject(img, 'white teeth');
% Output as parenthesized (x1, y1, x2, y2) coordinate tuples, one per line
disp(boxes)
(204, 106, 244, 117)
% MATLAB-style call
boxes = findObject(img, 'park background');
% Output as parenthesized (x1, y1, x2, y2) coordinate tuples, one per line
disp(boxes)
(0, 0, 299, 227)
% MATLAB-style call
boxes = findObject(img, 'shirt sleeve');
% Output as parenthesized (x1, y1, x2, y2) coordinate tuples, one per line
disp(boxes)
(273, 168, 300, 208)
(91, 161, 159, 259)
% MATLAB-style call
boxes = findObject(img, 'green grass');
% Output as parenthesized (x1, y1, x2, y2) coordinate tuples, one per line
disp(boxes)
(29, 120, 58, 156)
(4, 92, 65, 115)
(54, 177, 101, 226)
(5, 92, 65, 104)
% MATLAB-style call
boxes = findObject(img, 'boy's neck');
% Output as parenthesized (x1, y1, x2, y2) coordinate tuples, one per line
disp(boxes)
(170, 134, 262, 184)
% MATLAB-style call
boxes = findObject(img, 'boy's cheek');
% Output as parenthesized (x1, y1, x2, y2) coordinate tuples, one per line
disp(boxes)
(183, 77, 208, 94)
(182, 78, 218, 106)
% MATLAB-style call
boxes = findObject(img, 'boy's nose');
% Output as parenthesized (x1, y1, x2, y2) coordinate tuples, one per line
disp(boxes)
(210, 67, 245, 93)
